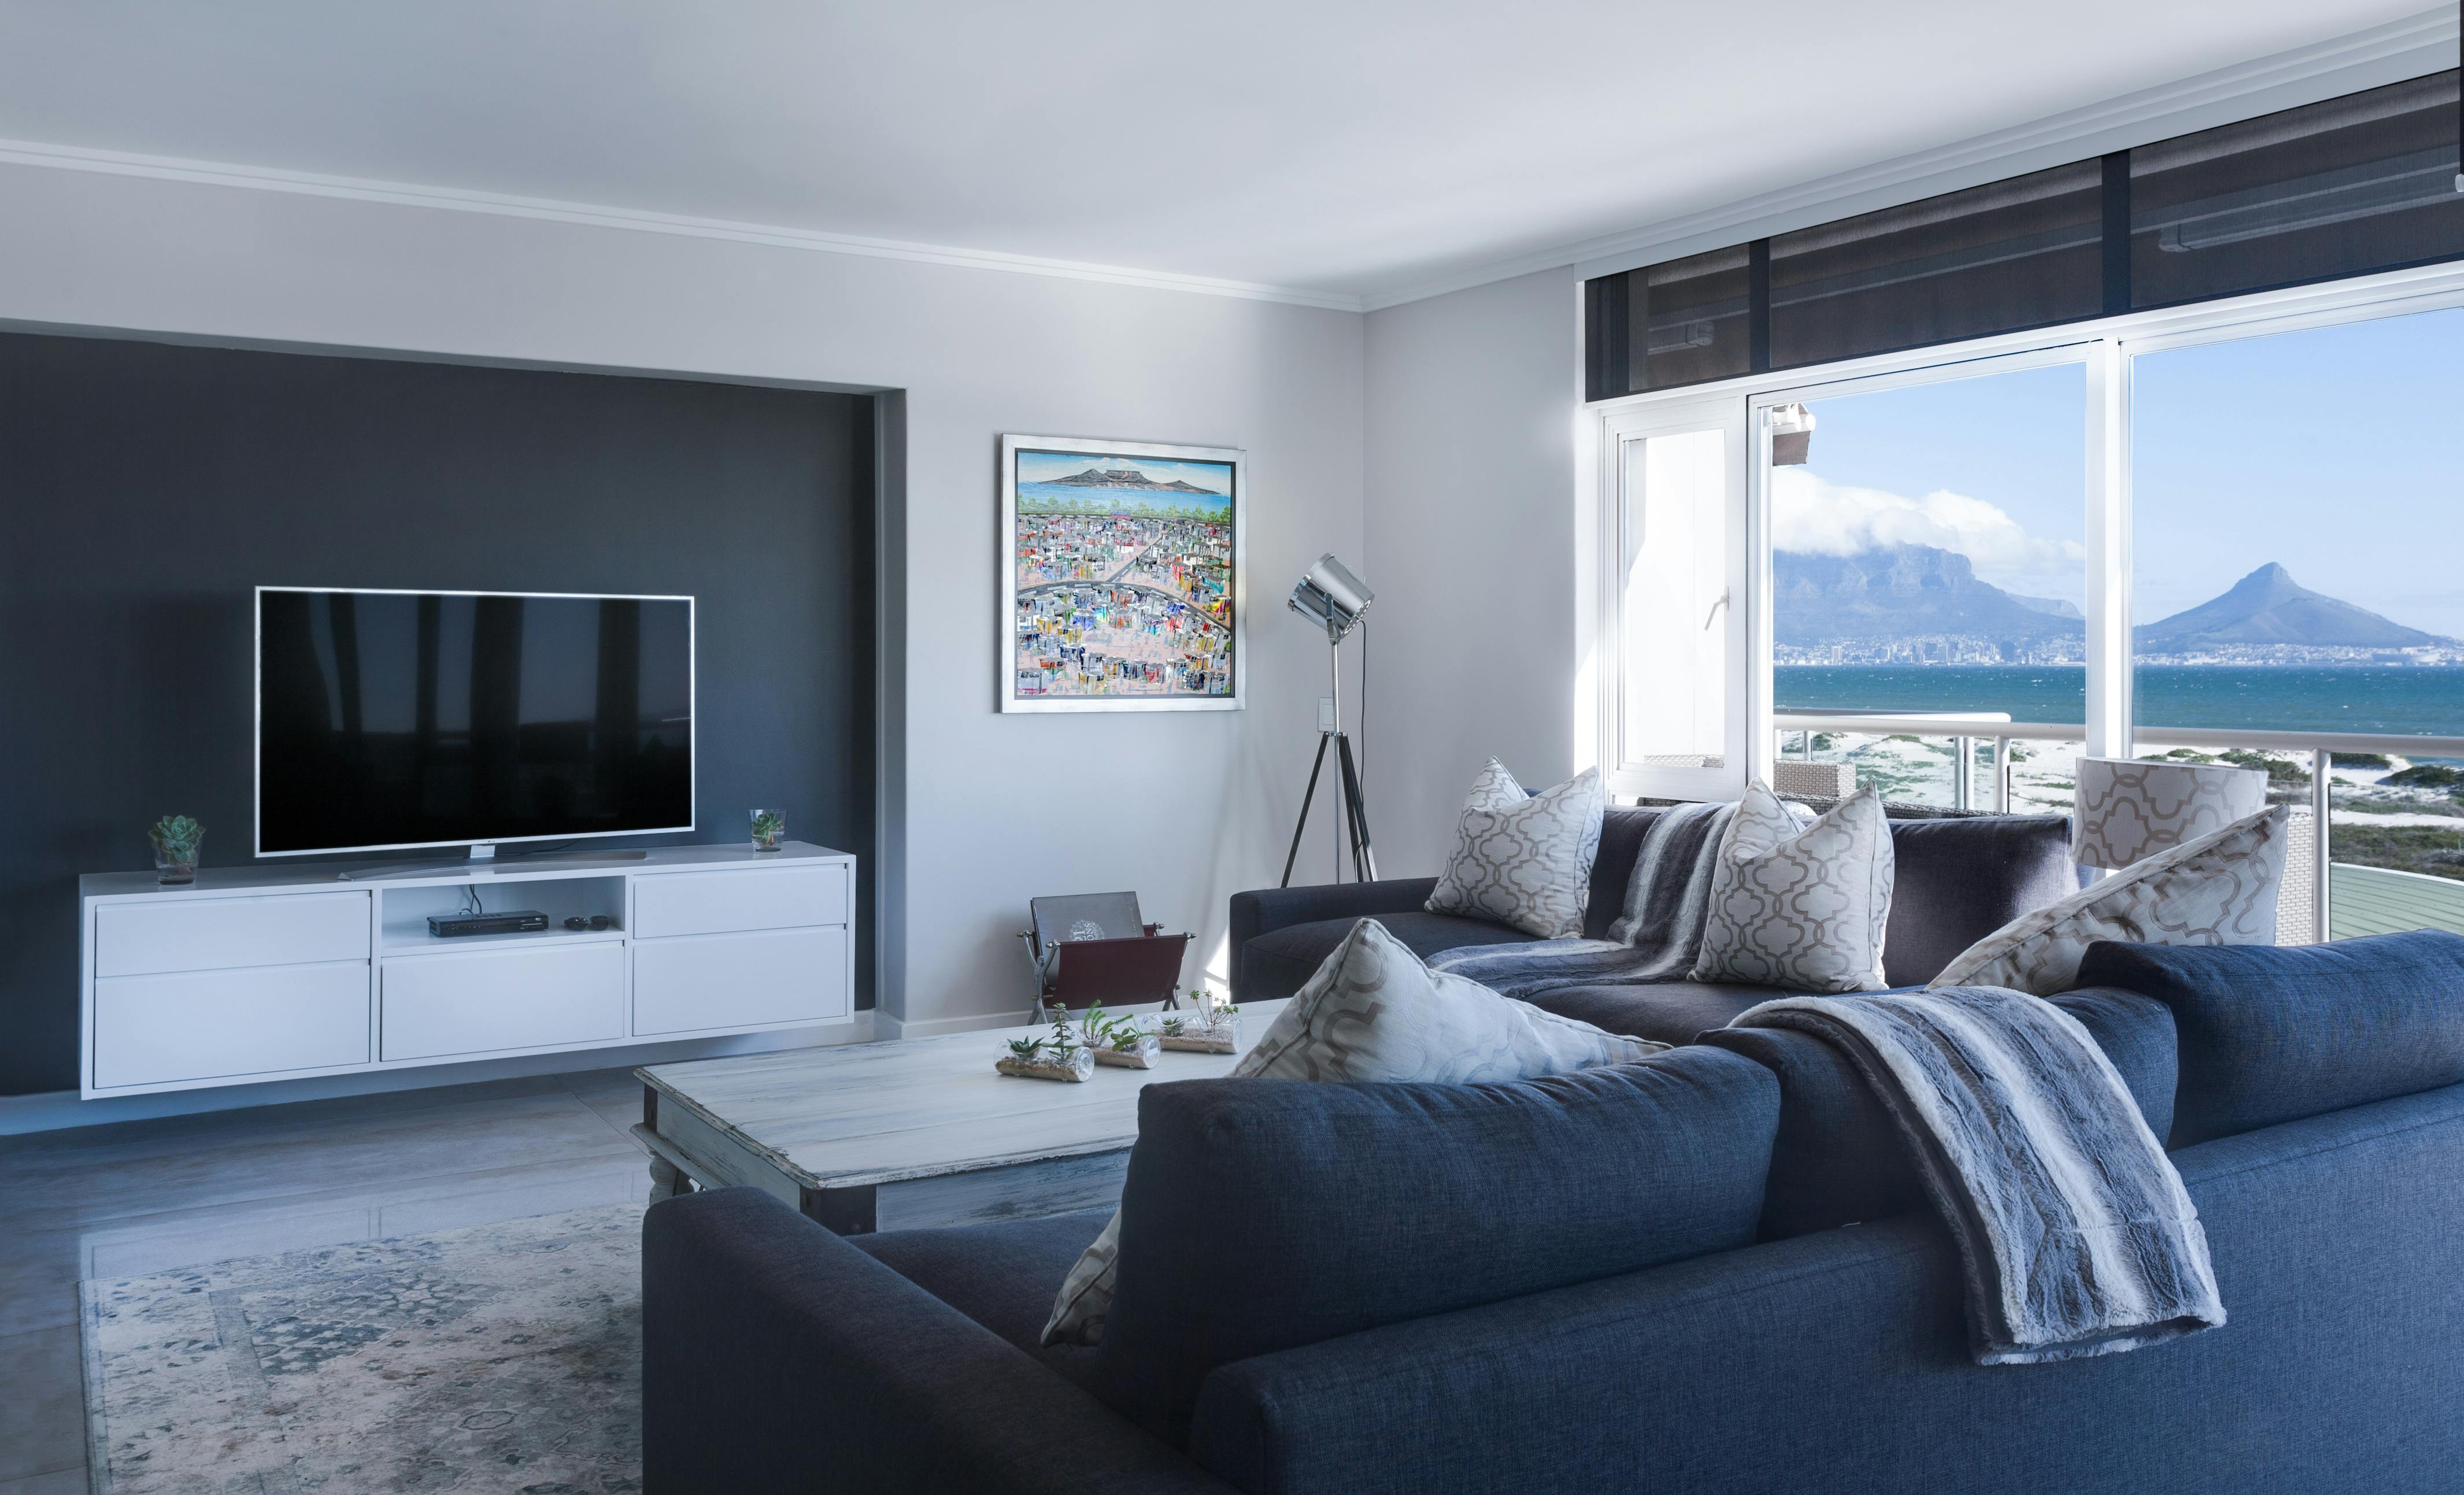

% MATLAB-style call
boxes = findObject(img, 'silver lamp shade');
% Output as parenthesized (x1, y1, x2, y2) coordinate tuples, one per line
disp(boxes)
(2073, 756, 2271, 869)
(1288, 553, 1373, 641)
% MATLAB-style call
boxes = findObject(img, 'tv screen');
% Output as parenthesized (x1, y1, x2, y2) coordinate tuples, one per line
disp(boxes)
(257, 587, 694, 856)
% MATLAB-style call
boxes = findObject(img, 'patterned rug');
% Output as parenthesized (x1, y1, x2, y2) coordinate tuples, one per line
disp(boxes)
(80, 1202, 642, 1493)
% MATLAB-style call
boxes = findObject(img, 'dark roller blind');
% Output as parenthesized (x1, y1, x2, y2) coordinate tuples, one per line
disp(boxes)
(2132, 71, 2463, 308)
(1769, 160, 2104, 369)
(1582, 68, 2464, 401)
(1585, 245, 1753, 399)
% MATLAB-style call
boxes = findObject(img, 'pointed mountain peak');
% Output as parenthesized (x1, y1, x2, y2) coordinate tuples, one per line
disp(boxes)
(2141, 563, 2445, 651)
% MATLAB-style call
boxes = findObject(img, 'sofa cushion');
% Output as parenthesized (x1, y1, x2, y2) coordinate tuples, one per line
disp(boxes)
(1879, 813, 2075, 986)
(1425, 760, 1605, 938)
(1691, 783, 1893, 994)
(1930, 805, 2289, 996)
(1241, 910, 1531, 1002)
(1522, 980, 1781, 1047)
(852, 1208, 1113, 1381)
(1092, 1047, 1779, 1445)
(1584, 805, 1664, 939)
(1702, 987, 2177, 1239)
(2076, 930, 2464, 1147)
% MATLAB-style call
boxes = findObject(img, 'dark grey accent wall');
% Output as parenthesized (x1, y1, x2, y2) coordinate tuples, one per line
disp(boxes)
(0, 331, 877, 1096)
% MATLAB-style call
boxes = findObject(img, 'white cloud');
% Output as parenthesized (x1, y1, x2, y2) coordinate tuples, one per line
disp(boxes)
(1772, 468, 2083, 578)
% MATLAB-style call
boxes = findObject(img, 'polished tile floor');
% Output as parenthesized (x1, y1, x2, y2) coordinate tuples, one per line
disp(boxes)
(0, 1068, 657, 1492)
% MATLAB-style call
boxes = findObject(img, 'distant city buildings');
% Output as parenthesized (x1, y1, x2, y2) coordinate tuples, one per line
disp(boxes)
(1013, 510, 1232, 697)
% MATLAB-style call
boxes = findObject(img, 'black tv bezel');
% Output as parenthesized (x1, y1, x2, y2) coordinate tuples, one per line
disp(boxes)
(252, 585, 697, 858)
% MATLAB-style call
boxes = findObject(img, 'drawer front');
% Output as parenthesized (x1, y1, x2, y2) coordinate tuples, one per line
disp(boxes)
(380, 942, 627, 1062)
(631, 863, 846, 939)
(633, 926, 849, 1036)
(96, 891, 371, 978)
(93, 961, 370, 1090)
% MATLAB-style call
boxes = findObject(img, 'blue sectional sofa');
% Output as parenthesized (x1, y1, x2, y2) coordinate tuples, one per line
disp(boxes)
(642, 931, 2464, 1494)
(1230, 805, 2080, 1043)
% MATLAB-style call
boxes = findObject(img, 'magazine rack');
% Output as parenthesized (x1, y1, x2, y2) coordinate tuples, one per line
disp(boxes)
(1018, 892, 1193, 1022)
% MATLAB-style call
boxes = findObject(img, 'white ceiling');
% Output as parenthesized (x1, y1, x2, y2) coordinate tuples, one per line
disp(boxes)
(0, 2, 2445, 307)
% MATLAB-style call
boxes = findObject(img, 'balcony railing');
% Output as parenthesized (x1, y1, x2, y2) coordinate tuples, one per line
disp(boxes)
(1774, 711, 2464, 946)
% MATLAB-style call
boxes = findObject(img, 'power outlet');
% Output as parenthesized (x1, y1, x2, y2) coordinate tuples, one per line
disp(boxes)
(1318, 697, 1337, 732)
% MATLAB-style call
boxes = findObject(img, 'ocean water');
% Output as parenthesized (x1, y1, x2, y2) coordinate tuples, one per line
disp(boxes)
(1775, 665, 2464, 737)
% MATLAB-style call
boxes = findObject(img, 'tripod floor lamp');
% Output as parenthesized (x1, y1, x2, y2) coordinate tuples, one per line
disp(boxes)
(1281, 553, 1377, 887)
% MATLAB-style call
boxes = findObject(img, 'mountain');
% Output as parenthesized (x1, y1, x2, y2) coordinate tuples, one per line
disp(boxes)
(1044, 466, 1221, 495)
(2137, 563, 2445, 651)
(1774, 544, 2084, 647)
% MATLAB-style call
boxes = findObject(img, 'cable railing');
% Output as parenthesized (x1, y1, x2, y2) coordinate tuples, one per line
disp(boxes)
(1774, 711, 2464, 946)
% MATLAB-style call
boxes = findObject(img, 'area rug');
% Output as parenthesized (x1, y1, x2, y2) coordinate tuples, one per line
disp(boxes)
(80, 1202, 642, 1493)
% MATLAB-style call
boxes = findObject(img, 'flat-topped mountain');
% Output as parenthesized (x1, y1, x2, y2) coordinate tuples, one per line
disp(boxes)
(1775, 544, 2083, 646)
(2137, 563, 2446, 651)
(1045, 466, 1221, 494)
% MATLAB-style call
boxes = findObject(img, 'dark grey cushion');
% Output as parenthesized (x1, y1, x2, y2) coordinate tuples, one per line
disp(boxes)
(1240, 911, 1533, 1001)
(1877, 814, 2075, 986)
(1702, 987, 2177, 1239)
(2078, 930, 2464, 1147)
(1092, 1048, 1780, 1444)
(1584, 805, 1664, 939)
(1523, 980, 1779, 1046)
(851, 1208, 1112, 1380)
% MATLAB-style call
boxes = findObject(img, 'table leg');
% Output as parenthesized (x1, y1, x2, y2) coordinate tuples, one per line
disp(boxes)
(648, 1153, 691, 1202)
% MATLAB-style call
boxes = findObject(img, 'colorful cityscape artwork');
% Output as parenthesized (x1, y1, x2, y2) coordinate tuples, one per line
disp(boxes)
(1001, 435, 1243, 712)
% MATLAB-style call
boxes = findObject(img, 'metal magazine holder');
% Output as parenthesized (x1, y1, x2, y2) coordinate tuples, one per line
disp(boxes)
(1018, 892, 1193, 1023)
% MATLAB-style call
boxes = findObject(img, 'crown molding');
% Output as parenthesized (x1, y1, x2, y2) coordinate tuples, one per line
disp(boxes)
(1359, 7, 2460, 311)
(0, 137, 1369, 314)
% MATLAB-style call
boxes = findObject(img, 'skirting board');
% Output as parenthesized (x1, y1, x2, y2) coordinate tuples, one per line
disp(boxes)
(0, 1011, 880, 1136)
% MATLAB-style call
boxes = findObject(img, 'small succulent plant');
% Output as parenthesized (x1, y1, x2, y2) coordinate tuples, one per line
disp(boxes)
(1079, 1004, 1149, 1052)
(1006, 1035, 1048, 1061)
(149, 815, 205, 862)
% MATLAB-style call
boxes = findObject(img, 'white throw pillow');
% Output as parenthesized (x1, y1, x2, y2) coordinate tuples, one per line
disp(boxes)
(1928, 804, 2289, 997)
(1689, 782, 1893, 994)
(1423, 760, 1605, 939)
(1039, 918, 1661, 1346)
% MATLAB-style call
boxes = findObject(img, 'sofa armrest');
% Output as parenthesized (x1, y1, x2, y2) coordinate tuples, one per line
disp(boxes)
(643, 1187, 1237, 1495)
(1227, 878, 1439, 1000)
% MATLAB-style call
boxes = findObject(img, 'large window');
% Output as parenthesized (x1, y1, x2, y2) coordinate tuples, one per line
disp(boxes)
(2133, 306, 2464, 937)
(1592, 257, 2464, 941)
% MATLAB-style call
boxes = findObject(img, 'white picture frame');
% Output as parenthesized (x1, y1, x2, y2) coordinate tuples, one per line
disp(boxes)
(1000, 434, 1245, 713)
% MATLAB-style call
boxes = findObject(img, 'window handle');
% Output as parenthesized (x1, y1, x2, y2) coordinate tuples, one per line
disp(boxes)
(1702, 588, 1730, 631)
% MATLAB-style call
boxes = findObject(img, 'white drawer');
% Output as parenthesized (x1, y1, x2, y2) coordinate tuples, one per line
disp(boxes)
(93, 961, 369, 1090)
(631, 864, 846, 939)
(632, 926, 849, 1035)
(380, 942, 627, 1062)
(96, 891, 370, 978)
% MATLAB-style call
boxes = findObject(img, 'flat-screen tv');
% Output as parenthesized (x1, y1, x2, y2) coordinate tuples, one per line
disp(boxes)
(256, 587, 694, 856)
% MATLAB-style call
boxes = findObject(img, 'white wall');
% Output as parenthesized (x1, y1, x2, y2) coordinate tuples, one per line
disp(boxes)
(0, 162, 1363, 1039)
(1360, 267, 1582, 876)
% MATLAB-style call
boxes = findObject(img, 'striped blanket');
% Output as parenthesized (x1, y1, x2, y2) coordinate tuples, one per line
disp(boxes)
(1428, 800, 1735, 999)
(1735, 985, 2225, 1365)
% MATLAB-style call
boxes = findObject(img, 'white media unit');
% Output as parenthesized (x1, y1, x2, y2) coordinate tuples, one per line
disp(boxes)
(77, 841, 857, 1100)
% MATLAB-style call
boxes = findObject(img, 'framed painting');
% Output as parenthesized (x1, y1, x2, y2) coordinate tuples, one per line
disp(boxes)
(1000, 434, 1245, 713)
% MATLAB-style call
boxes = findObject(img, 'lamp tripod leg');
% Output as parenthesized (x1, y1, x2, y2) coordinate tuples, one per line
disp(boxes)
(1335, 731, 1377, 882)
(1279, 732, 1335, 888)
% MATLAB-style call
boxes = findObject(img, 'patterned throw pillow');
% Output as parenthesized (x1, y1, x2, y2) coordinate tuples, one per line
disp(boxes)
(1929, 804, 2288, 997)
(1039, 918, 1661, 1347)
(1689, 782, 1893, 994)
(1423, 760, 1605, 939)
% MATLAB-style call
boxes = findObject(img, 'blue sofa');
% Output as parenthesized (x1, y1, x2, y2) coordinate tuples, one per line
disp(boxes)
(1230, 805, 2080, 1043)
(641, 931, 2464, 1494)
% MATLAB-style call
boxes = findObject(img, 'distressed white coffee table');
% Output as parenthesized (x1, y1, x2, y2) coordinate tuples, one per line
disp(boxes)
(632, 1000, 1281, 1235)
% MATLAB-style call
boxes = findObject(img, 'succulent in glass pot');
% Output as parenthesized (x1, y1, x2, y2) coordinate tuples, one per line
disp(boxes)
(149, 815, 205, 885)
(750, 809, 787, 852)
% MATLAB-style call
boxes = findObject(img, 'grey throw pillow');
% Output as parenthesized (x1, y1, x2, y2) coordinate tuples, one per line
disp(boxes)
(1690, 782, 1893, 994)
(1423, 760, 1605, 938)
(1930, 804, 2288, 997)
(1039, 917, 1661, 1346)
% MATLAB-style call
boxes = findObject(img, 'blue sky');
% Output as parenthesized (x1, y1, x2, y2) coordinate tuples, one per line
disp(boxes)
(1016, 449, 1233, 506)
(1784, 305, 2464, 633)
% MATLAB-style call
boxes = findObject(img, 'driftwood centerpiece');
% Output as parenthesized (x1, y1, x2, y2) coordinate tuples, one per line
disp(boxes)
(1157, 999, 1240, 1054)
(997, 1020, 1094, 1082)
(1081, 1005, 1163, 1070)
